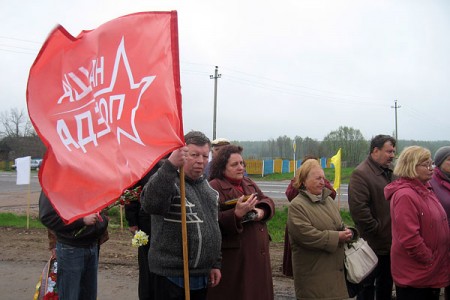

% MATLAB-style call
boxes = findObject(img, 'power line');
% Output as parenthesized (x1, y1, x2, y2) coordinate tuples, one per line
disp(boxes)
(0, 43, 38, 51)
(0, 48, 36, 55)
(219, 75, 388, 107)
(0, 36, 41, 44)
(180, 61, 392, 107)
(0, 36, 41, 55)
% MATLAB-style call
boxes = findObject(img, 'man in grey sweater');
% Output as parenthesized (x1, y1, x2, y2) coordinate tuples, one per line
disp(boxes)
(140, 131, 221, 300)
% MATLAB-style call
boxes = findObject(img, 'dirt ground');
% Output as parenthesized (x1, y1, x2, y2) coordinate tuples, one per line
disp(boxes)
(0, 189, 297, 300)
(0, 227, 298, 300)
(0, 179, 445, 299)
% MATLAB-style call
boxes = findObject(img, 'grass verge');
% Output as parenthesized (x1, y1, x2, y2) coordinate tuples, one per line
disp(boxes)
(0, 213, 45, 228)
(266, 208, 354, 243)
(1, 208, 354, 244)
(0, 207, 124, 229)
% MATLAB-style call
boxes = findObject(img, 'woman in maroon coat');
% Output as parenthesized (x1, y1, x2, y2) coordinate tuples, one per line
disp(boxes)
(207, 145, 275, 300)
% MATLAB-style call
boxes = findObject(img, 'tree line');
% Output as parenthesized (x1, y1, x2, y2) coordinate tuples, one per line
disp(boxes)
(1, 108, 449, 167)
(234, 126, 449, 167)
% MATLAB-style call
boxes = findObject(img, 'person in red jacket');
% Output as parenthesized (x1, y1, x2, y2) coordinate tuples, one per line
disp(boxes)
(384, 146, 450, 300)
(282, 155, 336, 277)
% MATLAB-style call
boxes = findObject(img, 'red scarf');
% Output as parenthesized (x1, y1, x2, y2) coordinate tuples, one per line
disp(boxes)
(225, 176, 244, 194)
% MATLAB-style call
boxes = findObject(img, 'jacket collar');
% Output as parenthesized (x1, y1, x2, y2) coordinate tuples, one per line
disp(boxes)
(185, 174, 205, 185)
(434, 167, 450, 189)
(299, 187, 333, 203)
(212, 177, 254, 192)
(367, 155, 393, 181)
(435, 167, 450, 183)
(396, 177, 433, 197)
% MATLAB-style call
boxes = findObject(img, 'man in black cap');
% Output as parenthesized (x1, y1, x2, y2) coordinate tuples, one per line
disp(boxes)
(204, 138, 230, 178)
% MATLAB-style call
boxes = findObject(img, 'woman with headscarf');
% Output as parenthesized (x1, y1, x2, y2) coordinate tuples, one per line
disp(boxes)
(206, 145, 275, 300)
(384, 146, 450, 300)
(287, 159, 352, 300)
(430, 146, 450, 300)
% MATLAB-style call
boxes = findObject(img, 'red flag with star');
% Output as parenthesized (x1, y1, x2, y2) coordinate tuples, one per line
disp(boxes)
(27, 11, 184, 223)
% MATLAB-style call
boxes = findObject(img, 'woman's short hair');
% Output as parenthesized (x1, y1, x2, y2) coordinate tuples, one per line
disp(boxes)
(209, 145, 243, 180)
(293, 159, 322, 190)
(394, 146, 431, 178)
(292, 155, 319, 182)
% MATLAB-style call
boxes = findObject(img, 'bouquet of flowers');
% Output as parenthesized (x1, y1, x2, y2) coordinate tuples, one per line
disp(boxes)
(132, 230, 149, 247)
(34, 257, 58, 300)
(75, 186, 143, 237)
(118, 186, 142, 206)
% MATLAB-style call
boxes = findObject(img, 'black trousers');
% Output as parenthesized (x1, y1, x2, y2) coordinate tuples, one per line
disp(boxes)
(138, 243, 153, 300)
(396, 286, 440, 300)
(150, 273, 207, 300)
(356, 254, 393, 300)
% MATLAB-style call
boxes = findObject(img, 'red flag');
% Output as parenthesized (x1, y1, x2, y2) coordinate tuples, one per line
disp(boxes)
(27, 11, 184, 223)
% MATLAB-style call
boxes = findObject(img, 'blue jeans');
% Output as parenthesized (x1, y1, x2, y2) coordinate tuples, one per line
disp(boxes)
(56, 242, 99, 300)
(150, 273, 208, 300)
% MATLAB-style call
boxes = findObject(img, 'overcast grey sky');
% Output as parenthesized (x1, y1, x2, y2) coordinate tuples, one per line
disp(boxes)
(1, 0, 449, 141)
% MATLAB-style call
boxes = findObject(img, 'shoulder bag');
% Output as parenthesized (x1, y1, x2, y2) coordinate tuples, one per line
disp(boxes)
(344, 238, 378, 284)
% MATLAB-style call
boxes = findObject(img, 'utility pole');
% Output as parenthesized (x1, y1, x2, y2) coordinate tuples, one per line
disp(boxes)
(391, 100, 401, 141)
(293, 140, 297, 177)
(210, 66, 221, 140)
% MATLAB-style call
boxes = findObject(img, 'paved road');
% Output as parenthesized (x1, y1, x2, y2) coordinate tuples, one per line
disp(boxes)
(256, 180, 349, 205)
(0, 171, 40, 192)
(0, 172, 349, 211)
(0, 172, 41, 212)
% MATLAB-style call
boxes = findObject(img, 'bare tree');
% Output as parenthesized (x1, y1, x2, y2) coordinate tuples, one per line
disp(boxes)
(0, 108, 34, 138)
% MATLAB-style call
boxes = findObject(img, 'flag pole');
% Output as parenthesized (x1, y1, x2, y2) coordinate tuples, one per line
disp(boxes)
(337, 188, 341, 210)
(120, 205, 124, 230)
(26, 183, 31, 229)
(330, 148, 342, 210)
(179, 167, 190, 300)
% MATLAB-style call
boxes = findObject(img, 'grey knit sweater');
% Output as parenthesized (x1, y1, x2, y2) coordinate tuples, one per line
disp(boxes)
(140, 160, 221, 277)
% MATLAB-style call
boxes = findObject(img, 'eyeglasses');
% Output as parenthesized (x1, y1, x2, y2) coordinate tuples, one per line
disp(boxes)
(417, 161, 434, 171)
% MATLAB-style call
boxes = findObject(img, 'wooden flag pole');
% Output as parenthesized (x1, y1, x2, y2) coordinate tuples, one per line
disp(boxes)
(337, 187, 341, 210)
(179, 167, 190, 300)
(26, 183, 31, 229)
(120, 205, 124, 230)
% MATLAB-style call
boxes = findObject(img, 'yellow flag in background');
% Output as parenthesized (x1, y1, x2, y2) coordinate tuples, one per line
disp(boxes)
(330, 148, 341, 190)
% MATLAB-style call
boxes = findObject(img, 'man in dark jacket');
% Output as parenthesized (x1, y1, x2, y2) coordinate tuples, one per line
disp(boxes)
(125, 159, 165, 300)
(39, 191, 108, 300)
(348, 134, 396, 300)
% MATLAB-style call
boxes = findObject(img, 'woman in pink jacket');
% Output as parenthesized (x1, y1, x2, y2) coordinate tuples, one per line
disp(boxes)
(384, 146, 449, 300)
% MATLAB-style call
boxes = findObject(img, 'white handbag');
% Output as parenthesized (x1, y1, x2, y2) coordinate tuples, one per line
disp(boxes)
(344, 238, 378, 284)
